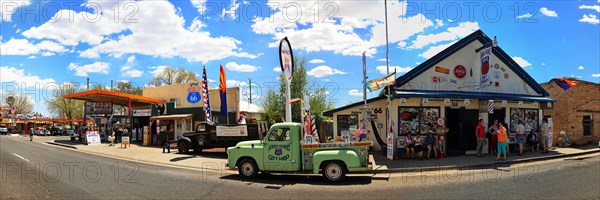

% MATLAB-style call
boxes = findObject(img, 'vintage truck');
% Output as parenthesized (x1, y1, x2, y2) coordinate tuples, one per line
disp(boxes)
(226, 122, 372, 182)
(177, 122, 268, 153)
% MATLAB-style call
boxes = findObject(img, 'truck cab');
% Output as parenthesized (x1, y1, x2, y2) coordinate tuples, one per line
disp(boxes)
(227, 122, 371, 182)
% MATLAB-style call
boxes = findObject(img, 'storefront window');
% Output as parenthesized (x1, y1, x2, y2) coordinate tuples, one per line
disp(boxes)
(510, 108, 539, 132)
(398, 107, 439, 135)
(337, 115, 358, 136)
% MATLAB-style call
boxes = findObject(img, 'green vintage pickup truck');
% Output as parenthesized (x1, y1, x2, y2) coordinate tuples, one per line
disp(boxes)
(227, 122, 372, 182)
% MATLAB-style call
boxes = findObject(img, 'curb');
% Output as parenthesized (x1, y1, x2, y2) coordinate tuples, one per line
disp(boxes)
(45, 142, 78, 149)
(359, 149, 600, 174)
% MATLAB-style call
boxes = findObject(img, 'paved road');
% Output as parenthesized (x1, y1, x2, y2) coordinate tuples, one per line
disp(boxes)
(1, 135, 599, 199)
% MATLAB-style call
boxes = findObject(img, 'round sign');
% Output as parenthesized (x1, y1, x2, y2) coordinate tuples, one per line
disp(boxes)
(504, 73, 509, 79)
(279, 37, 294, 82)
(6, 96, 15, 105)
(436, 118, 444, 126)
(494, 63, 500, 69)
(432, 76, 439, 83)
(454, 65, 466, 78)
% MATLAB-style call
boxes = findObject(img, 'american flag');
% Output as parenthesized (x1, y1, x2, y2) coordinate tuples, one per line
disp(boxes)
(488, 100, 494, 114)
(202, 65, 212, 123)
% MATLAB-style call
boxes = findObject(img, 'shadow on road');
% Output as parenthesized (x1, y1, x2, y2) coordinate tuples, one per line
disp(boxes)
(175, 151, 227, 159)
(219, 173, 372, 186)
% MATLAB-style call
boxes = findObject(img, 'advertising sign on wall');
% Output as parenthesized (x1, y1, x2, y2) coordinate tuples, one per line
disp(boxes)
(216, 125, 249, 137)
(85, 102, 112, 115)
(132, 109, 151, 117)
(479, 47, 492, 85)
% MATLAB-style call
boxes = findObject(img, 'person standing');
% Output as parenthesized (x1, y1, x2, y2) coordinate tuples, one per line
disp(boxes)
(475, 119, 486, 157)
(436, 125, 448, 157)
(541, 119, 549, 153)
(495, 122, 508, 161)
(488, 119, 499, 155)
(516, 120, 526, 156)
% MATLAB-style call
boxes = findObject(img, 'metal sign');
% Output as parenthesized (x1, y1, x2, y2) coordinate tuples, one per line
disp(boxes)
(85, 102, 112, 115)
(279, 37, 294, 83)
(6, 96, 15, 106)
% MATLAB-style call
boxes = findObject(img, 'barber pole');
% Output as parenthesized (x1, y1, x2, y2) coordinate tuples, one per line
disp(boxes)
(311, 116, 319, 142)
(488, 100, 494, 114)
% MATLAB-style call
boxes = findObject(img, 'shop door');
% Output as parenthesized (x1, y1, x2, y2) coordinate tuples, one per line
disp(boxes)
(445, 108, 479, 156)
(488, 108, 506, 126)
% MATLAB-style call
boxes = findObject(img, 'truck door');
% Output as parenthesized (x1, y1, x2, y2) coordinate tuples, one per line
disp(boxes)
(263, 126, 296, 172)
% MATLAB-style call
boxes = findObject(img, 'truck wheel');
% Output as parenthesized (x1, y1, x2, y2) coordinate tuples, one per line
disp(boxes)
(322, 161, 346, 182)
(178, 140, 191, 153)
(238, 159, 258, 179)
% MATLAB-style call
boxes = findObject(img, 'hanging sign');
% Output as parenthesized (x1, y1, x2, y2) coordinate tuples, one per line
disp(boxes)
(399, 98, 407, 104)
(533, 102, 539, 107)
(444, 98, 451, 105)
(366, 72, 396, 92)
(502, 100, 507, 107)
(518, 101, 524, 106)
(464, 99, 471, 105)
(480, 46, 492, 85)
(279, 37, 295, 83)
(454, 65, 466, 78)
(85, 102, 112, 115)
(422, 98, 429, 105)
(451, 100, 459, 108)
(547, 102, 552, 108)
(186, 82, 201, 104)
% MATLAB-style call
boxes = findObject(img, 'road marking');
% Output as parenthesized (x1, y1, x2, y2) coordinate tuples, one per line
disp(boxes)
(12, 153, 30, 162)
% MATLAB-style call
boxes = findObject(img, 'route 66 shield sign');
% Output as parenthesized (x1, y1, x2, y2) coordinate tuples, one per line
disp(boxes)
(187, 83, 201, 104)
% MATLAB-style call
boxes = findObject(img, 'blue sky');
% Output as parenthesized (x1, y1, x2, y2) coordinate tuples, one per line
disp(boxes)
(1, 0, 599, 116)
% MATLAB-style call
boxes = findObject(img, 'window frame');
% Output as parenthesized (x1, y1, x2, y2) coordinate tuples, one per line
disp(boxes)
(582, 115, 593, 137)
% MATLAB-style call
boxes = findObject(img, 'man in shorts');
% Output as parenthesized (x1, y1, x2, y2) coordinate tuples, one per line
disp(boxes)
(516, 120, 526, 156)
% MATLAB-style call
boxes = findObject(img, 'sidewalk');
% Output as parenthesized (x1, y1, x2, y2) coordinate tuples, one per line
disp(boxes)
(26, 135, 600, 174)
(37, 136, 231, 172)
(371, 145, 600, 173)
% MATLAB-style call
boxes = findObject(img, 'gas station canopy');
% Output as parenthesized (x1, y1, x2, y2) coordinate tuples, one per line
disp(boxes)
(64, 90, 165, 107)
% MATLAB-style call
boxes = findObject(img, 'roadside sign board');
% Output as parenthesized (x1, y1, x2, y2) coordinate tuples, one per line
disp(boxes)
(216, 125, 248, 137)
(86, 131, 101, 145)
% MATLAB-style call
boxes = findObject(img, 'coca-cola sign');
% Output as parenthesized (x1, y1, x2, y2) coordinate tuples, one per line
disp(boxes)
(454, 65, 466, 78)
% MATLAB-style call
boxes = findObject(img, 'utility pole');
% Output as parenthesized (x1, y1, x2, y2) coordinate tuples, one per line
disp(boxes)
(248, 78, 252, 104)
(110, 80, 114, 91)
(87, 78, 90, 90)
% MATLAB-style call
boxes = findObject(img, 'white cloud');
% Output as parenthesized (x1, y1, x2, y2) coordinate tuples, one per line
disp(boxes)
(0, 37, 67, 56)
(578, 66, 585, 70)
(419, 41, 456, 59)
(149, 66, 168, 76)
(592, 74, 600, 77)
(253, 1, 431, 57)
(0, 66, 56, 89)
(541, 63, 546, 66)
(579, 5, 600, 13)
(435, 19, 444, 27)
(375, 65, 413, 75)
(409, 22, 479, 49)
(226, 79, 248, 87)
(23, 0, 255, 63)
(580, 14, 600, 25)
(348, 89, 363, 97)
(122, 70, 143, 78)
(127, 55, 136, 63)
(273, 67, 281, 72)
(377, 58, 387, 62)
(120, 55, 142, 77)
(191, 0, 208, 14)
(539, 7, 558, 17)
(512, 57, 532, 68)
(309, 59, 325, 64)
(27, 55, 36, 59)
(220, 0, 240, 20)
(1, 0, 31, 22)
(225, 62, 259, 72)
(307, 65, 346, 78)
(517, 13, 533, 19)
(67, 62, 110, 76)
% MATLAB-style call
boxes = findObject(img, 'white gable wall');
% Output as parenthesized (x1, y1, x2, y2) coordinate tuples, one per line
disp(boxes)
(398, 40, 541, 96)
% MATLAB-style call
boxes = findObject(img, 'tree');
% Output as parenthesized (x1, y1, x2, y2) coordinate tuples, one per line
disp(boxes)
(46, 82, 84, 119)
(148, 66, 199, 86)
(2, 93, 34, 115)
(308, 88, 334, 121)
(115, 81, 143, 95)
(261, 90, 285, 125)
(92, 83, 106, 90)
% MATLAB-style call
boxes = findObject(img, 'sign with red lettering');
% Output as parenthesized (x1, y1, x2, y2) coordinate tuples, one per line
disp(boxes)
(454, 65, 466, 78)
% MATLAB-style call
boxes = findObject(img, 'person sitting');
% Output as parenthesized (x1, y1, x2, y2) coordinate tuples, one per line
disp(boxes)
(405, 133, 415, 159)
(414, 133, 425, 160)
(425, 132, 438, 159)
(527, 130, 540, 152)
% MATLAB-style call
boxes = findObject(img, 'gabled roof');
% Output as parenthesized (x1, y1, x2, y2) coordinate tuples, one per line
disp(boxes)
(322, 96, 385, 117)
(394, 30, 550, 97)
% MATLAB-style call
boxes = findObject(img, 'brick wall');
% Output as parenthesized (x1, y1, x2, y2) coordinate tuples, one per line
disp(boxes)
(542, 81, 600, 145)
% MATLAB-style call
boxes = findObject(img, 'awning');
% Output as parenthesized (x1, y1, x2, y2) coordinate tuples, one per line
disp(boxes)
(64, 90, 165, 107)
(150, 114, 193, 121)
(394, 90, 556, 102)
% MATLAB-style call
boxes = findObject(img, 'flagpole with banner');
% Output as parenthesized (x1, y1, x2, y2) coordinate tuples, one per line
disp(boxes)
(201, 65, 212, 123)
(219, 65, 229, 124)
(279, 37, 295, 122)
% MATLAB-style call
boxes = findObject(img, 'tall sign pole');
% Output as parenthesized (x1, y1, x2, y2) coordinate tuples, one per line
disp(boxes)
(279, 37, 295, 122)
